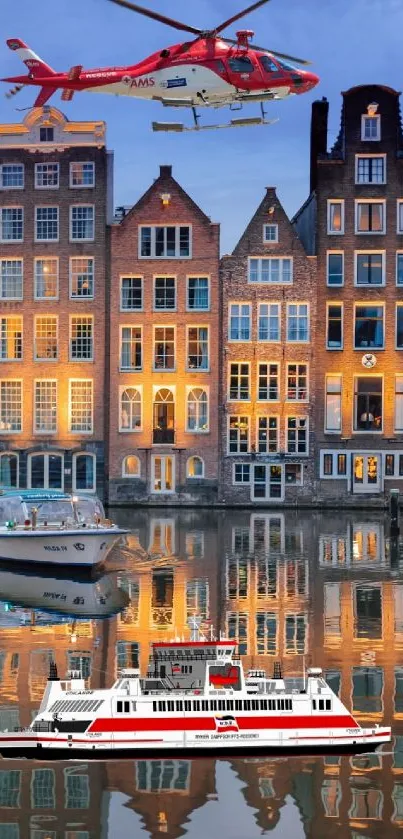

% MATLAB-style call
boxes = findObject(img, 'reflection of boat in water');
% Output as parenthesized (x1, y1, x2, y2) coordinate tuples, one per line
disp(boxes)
(0, 563, 130, 620)
(0, 490, 128, 567)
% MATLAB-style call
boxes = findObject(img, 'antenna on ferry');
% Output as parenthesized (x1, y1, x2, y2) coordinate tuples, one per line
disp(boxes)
(187, 615, 202, 642)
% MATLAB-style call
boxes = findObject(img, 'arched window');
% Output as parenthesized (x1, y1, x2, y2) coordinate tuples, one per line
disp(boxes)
(122, 455, 140, 477)
(187, 388, 208, 432)
(153, 388, 175, 444)
(0, 452, 19, 487)
(120, 387, 142, 431)
(73, 452, 96, 491)
(187, 456, 204, 478)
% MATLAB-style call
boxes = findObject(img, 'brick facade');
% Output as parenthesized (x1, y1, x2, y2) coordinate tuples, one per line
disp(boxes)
(0, 107, 111, 498)
(220, 187, 317, 504)
(108, 165, 220, 504)
(295, 85, 403, 503)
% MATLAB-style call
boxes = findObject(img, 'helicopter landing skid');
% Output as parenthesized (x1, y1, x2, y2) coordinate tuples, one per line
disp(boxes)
(152, 104, 278, 133)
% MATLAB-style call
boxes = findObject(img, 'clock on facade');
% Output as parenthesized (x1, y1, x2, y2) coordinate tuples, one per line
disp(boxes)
(361, 353, 377, 368)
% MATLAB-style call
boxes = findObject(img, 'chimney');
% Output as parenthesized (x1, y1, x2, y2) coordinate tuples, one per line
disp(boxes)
(310, 97, 329, 193)
(159, 165, 172, 178)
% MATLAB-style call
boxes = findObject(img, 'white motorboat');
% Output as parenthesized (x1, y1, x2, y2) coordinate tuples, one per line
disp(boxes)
(0, 630, 391, 759)
(0, 490, 128, 567)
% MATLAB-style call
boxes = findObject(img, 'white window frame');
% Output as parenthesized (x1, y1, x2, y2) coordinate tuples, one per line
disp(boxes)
(0, 314, 23, 361)
(34, 315, 58, 362)
(186, 325, 209, 372)
(0, 164, 24, 190)
(383, 449, 403, 479)
(232, 462, 251, 485)
(397, 304, 403, 350)
(150, 454, 176, 494)
(0, 258, 23, 301)
(153, 325, 176, 372)
(119, 324, 143, 371)
(396, 252, 403, 287)
(228, 302, 251, 342)
(72, 451, 97, 492)
(248, 256, 293, 284)
(227, 415, 250, 455)
(27, 453, 64, 491)
(68, 378, 93, 434)
(186, 385, 209, 433)
(33, 379, 58, 435)
(352, 374, 384, 434)
(355, 154, 386, 185)
(34, 257, 59, 300)
(69, 204, 95, 242)
(186, 275, 210, 312)
(326, 251, 344, 287)
(354, 199, 386, 235)
(256, 415, 279, 454)
(326, 302, 343, 350)
(0, 450, 19, 487)
(286, 416, 309, 456)
(119, 385, 143, 433)
(0, 207, 23, 243)
(397, 200, 403, 234)
(69, 161, 95, 189)
(257, 361, 279, 402)
(258, 302, 281, 342)
(263, 223, 278, 243)
(122, 454, 141, 478)
(35, 162, 59, 189)
(153, 275, 177, 312)
(395, 377, 403, 433)
(286, 362, 309, 402)
(138, 225, 192, 259)
(286, 302, 310, 343)
(69, 315, 94, 362)
(327, 200, 344, 235)
(186, 455, 205, 478)
(0, 378, 23, 434)
(69, 256, 94, 300)
(353, 302, 385, 350)
(354, 250, 385, 287)
(319, 450, 349, 480)
(34, 206, 59, 243)
(361, 114, 381, 141)
(324, 374, 342, 434)
(228, 361, 251, 401)
(120, 275, 143, 311)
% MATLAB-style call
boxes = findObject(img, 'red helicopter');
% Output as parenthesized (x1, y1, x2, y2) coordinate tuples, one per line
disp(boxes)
(2, 0, 319, 132)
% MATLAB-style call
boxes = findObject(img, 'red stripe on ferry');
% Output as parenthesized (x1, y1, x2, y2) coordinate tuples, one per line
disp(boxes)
(88, 715, 358, 733)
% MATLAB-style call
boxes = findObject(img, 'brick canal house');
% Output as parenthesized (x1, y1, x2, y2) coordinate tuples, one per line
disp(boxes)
(108, 165, 220, 503)
(294, 85, 403, 501)
(220, 187, 317, 504)
(0, 107, 112, 496)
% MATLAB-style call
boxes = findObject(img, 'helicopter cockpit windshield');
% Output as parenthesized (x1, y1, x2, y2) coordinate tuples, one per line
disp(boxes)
(259, 55, 280, 73)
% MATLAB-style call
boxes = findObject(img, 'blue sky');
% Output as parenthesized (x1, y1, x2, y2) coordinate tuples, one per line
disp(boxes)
(1, 0, 402, 252)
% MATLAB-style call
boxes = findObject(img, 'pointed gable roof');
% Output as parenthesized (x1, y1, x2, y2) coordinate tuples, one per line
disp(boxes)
(229, 186, 309, 259)
(114, 164, 214, 228)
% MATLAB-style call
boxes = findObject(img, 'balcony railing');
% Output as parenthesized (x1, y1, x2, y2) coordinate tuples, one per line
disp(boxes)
(153, 428, 174, 444)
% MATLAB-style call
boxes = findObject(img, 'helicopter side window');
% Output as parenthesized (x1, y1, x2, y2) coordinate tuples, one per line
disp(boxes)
(228, 56, 255, 74)
(259, 56, 280, 73)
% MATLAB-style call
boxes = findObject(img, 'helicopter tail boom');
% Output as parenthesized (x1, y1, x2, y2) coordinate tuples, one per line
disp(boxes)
(6, 38, 56, 79)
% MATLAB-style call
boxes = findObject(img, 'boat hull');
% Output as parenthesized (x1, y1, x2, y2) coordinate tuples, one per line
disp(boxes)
(0, 529, 125, 567)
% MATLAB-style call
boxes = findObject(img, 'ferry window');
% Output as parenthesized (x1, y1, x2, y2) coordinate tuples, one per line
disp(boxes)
(182, 665, 187, 674)
(132, 702, 136, 712)
(124, 701, 130, 713)
(202, 700, 208, 711)
(211, 700, 217, 711)
(194, 700, 200, 711)
(218, 700, 225, 711)
(326, 699, 331, 710)
(189, 665, 193, 673)
(259, 55, 280, 73)
(158, 701, 166, 712)
(280, 699, 285, 711)
(152, 701, 157, 712)
(235, 700, 242, 711)
(184, 701, 191, 711)
(167, 701, 174, 712)
(251, 700, 258, 711)
(228, 56, 254, 73)
(117, 701, 123, 713)
(176, 701, 183, 712)
(313, 700, 316, 710)
(244, 700, 251, 711)
(319, 699, 325, 711)
(261, 700, 268, 710)
(227, 700, 234, 711)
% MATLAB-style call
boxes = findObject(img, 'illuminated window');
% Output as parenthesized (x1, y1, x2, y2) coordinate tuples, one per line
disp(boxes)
(34, 258, 58, 299)
(69, 380, 93, 433)
(122, 455, 140, 477)
(70, 257, 94, 298)
(325, 375, 342, 433)
(257, 417, 278, 453)
(70, 162, 95, 187)
(186, 388, 208, 432)
(0, 316, 22, 361)
(354, 376, 383, 431)
(120, 326, 142, 371)
(355, 201, 385, 233)
(34, 316, 58, 360)
(187, 327, 208, 370)
(187, 455, 204, 478)
(70, 316, 93, 361)
(0, 380, 22, 432)
(228, 416, 249, 454)
(120, 387, 142, 431)
(34, 380, 57, 433)
(327, 200, 344, 234)
(154, 327, 175, 371)
(287, 363, 308, 400)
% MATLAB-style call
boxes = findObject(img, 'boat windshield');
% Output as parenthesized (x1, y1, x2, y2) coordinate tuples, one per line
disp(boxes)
(76, 497, 105, 519)
(0, 496, 25, 525)
(33, 501, 74, 523)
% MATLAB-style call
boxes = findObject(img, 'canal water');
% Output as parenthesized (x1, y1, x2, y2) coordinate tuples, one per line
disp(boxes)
(0, 508, 402, 838)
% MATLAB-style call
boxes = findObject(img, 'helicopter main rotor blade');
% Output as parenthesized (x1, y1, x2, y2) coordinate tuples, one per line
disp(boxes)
(108, 0, 202, 35)
(223, 36, 312, 65)
(214, 0, 272, 35)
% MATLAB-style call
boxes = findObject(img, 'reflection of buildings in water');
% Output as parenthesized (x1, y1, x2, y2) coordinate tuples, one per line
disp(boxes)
(319, 520, 385, 568)
(106, 759, 216, 839)
(0, 760, 108, 839)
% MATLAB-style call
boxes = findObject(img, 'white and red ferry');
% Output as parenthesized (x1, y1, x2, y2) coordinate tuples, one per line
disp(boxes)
(0, 634, 391, 759)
